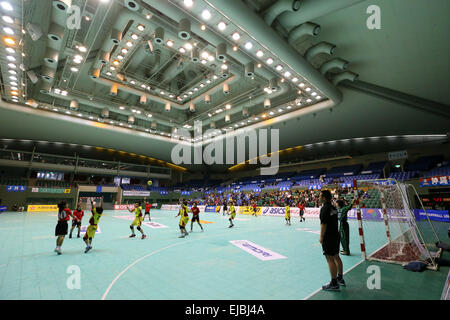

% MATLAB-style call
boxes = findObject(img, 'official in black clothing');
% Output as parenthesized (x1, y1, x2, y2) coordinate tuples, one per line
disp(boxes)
(319, 190, 345, 291)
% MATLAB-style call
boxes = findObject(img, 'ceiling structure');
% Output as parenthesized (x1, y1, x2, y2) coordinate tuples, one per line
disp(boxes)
(0, 0, 449, 173)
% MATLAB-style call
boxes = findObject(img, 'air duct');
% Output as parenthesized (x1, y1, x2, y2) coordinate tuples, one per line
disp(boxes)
(38, 80, 52, 94)
(43, 47, 59, 65)
(178, 18, 191, 40)
(124, 0, 140, 11)
(242, 107, 249, 117)
(99, 51, 110, 65)
(101, 108, 110, 118)
(151, 121, 157, 129)
(305, 42, 336, 62)
(143, 0, 275, 81)
(204, 94, 211, 104)
(223, 83, 230, 95)
(189, 103, 195, 112)
(264, 98, 271, 109)
(210, 122, 216, 129)
(269, 77, 279, 91)
(110, 84, 118, 96)
(197, 0, 342, 103)
(69, 100, 79, 110)
(165, 102, 171, 112)
(287, 22, 321, 45)
(225, 114, 231, 123)
(245, 62, 255, 78)
(140, 94, 147, 105)
(90, 68, 101, 80)
(128, 115, 135, 123)
(216, 43, 227, 61)
(320, 58, 349, 75)
(47, 22, 64, 42)
(191, 47, 199, 63)
(275, 0, 367, 32)
(41, 66, 55, 81)
(264, 0, 301, 26)
(331, 71, 358, 86)
(154, 27, 165, 44)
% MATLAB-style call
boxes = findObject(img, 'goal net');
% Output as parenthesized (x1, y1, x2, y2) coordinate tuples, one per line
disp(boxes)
(353, 179, 441, 269)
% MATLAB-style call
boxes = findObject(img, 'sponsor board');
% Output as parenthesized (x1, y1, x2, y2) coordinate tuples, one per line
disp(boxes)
(123, 190, 151, 197)
(260, 207, 317, 218)
(420, 175, 450, 187)
(230, 240, 287, 261)
(114, 204, 135, 211)
(6, 185, 26, 192)
(205, 205, 219, 213)
(0, 206, 7, 213)
(414, 209, 450, 223)
(238, 206, 262, 215)
(161, 204, 180, 211)
(31, 188, 71, 194)
(27, 204, 58, 212)
(80, 225, 102, 234)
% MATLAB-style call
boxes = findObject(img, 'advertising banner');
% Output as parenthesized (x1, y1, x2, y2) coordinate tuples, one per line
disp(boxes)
(413, 209, 450, 223)
(420, 175, 450, 187)
(6, 185, 26, 192)
(114, 204, 136, 210)
(27, 204, 58, 212)
(31, 188, 71, 194)
(123, 190, 151, 197)
(0, 206, 7, 213)
(238, 206, 262, 215)
(205, 206, 219, 213)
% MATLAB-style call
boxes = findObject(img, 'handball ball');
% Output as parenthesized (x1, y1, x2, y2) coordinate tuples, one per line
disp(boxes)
(147, 180, 153, 186)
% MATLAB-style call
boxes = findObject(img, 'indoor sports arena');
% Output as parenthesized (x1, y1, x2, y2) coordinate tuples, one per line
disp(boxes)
(0, 0, 449, 306)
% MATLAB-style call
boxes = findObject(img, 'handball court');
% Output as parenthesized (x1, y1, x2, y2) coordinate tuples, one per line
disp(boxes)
(0, 209, 448, 300)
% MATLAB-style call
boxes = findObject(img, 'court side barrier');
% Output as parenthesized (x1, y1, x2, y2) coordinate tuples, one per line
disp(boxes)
(260, 207, 320, 218)
(160, 204, 207, 212)
(27, 204, 58, 212)
(114, 203, 160, 211)
(0, 206, 7, 213)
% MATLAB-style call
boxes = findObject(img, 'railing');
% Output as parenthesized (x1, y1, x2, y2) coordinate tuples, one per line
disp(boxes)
(0, 149, 171, 177)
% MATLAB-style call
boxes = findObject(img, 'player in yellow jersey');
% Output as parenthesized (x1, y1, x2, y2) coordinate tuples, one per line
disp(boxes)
(228, 202, 236, 228)
(84, 198, 104, 253)
(175, 200, 190, 238)
(285, 203, 291, 226)
(128, 202, 147, 239)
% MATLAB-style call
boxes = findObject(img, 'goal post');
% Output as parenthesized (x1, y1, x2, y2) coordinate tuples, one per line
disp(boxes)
(353, 178, 441, 270)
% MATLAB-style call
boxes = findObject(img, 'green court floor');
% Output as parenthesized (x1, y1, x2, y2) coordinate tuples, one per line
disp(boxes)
(0, 209, 447, 300)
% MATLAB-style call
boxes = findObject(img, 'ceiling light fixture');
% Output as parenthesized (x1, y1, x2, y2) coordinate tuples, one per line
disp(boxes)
(244, 41, 253, 50)
(201, 9, 211, 20)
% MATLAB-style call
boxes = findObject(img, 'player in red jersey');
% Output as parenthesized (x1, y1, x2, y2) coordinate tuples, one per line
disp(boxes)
(69, 204, 84, 238)
(144, 201, 152, 221)
(298, 202, 306, 222)
(252, 202, 258, 217)
(54, 200, 73, 255)
(190, 202, 203, 232)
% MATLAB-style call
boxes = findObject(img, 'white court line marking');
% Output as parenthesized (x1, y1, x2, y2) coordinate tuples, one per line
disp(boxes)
(100, 229, 259, 300)
(302, 258, 366, 300)
(101, 242, 184, 300)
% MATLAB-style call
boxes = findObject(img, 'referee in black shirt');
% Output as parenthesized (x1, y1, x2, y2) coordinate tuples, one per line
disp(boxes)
(319, 190, 345, 291)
